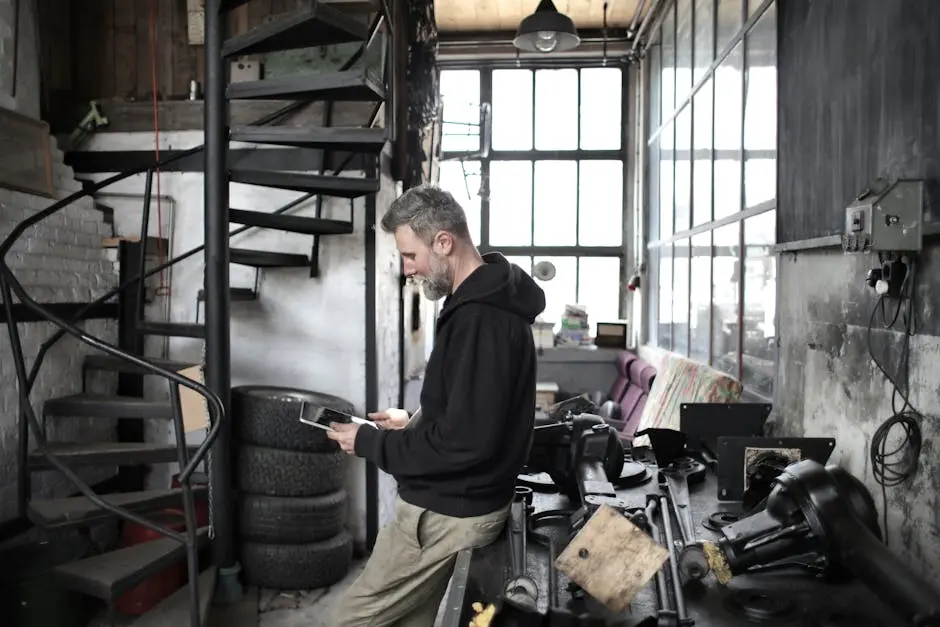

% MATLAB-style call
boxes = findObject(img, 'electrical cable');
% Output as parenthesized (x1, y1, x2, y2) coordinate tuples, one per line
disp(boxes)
(865, 255, 923, 547)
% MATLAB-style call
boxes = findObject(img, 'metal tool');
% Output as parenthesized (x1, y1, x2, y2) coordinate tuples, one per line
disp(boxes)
(504, 486, 538, 611)
(68, 101, 110, 150)
(658, 495, 691, 626)
(642, 498, 679, 627)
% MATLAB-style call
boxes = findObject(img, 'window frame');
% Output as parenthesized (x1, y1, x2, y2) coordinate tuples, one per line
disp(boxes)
(641, 0, 778, 401)
(438, 60, 631, 321)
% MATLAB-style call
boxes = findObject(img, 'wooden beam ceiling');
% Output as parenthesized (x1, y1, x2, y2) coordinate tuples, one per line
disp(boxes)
(433, 0, 644, 33)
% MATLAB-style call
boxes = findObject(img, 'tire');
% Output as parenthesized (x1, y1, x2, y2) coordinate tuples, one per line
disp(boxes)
(241, 532, 354, 590)
(237, 444, 346, 497)
(239, 490, 347, 544)
(232, 385, 355, 453)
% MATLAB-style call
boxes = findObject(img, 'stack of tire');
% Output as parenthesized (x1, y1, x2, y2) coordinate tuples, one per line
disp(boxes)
(232, 385, 355, 590)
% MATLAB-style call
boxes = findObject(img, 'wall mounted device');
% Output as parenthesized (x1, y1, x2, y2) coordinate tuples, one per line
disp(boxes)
(842, 177, 924, 253)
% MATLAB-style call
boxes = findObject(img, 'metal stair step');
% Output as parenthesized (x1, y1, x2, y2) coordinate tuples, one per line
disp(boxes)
(223, 3, 368, 57)
(52, 527, 210, 601)
(230, 169, 380, 197)
(229, 208, 354, 235)
(83, 354, 195, 375)
(230, 126, 387, 152)
(138, 321, 207, 339)
(231, 248, 310, 268)
(44, 394, 174, 420)
(133, 566, 217, 627)
(30, 442, 199, 469)
(198, 287, 257, 301)
(28, 487, 206, 529)
(226, 69, 385, 102)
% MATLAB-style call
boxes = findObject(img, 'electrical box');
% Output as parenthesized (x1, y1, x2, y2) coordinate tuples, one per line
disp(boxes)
(842, 178, 924, 253)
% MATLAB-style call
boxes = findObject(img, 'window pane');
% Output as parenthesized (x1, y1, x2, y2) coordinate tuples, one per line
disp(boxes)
(580, 68, 622, 150)
(742, 209, 776, 397)
(674, 105, 692, 233)
(692, 78, 714, 226)
(437, 161, 482, 244)
(659, 121, 675, 237)
(534, 161, 577, 246)
(648, 142, 661, 242)
(689, 231, 711, 363)
(534, 257, 578, 332)
(672, 238, 690, 356)
(714, 43, 743, 219)
(646, 247, 660, 345)
(693, 0, 715, 82)
(489, 161, 532, 246)
(675, 0, 694, 103)
(579, 161, 623, 246)
(440, 70, 480, 152)
(661, 8, 676, 120)
(658, 244, 674, 349)
(712, 222, 740, 376)
(535, 69, 578, 150)
(578, 257, 622, 335)
(492, 69, 533, 151)
(747, 0, 764, 18)
(744, 3, 777, 210)
(717, 0, 743, 52)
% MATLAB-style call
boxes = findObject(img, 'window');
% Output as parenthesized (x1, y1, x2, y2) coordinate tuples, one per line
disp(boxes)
(644, 0, 777, 399)
(438, 65, 626, 335)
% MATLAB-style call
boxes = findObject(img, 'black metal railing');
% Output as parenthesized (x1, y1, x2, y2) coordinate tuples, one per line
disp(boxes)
(0, 9, 393, 625)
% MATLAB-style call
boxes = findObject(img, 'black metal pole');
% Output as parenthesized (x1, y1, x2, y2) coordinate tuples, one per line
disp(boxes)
(365, 159, 379, 551)
(204, 0, 239, 602)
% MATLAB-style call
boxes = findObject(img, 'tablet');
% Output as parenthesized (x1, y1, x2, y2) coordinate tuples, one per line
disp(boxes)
(299, 403, 376, 432)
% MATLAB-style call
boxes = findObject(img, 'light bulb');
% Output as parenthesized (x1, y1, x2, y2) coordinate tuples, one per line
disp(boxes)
(535, 31, 558, 52)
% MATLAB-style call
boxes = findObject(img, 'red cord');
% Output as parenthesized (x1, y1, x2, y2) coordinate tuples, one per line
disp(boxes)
(149, 0, 167, 292)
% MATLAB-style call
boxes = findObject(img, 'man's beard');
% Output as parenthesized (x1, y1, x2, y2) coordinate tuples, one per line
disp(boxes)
(420, 253, 452, 301)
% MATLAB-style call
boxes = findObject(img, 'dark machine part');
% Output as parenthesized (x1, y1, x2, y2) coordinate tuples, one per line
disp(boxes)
(741, 450, 791, 512)
(505, 486, 539, 611)
(723, 589, 796, 622)
(527, 412, 626, 510)
(702, 511, 740, 532)
(641, 498, 680, 627)
(636, 428, 689, 468)
(716, 436, 836, 501)
(660, 458, 706, 547)
(657, 495, 691, 625)
(714, 460, 940, 627)
(598, 400, 621, 422)
(678, 402, 771, 460)
(618, 460, 652, 488)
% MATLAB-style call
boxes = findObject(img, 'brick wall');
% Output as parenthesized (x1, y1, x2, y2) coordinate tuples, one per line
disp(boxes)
(0, 137, 119, 522)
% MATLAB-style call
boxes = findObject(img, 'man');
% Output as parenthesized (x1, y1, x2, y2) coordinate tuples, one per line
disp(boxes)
(327, 185, 546, 626)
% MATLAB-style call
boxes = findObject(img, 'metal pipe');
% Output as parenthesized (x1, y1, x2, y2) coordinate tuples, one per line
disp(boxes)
(646, 499, 669, 607)
(169, 385, 202, 627)
(136, 170, 154, 324)
(629, 0, 649, 34)
(659, 495, 688, 621)
(204, 0, 236, 580)
(631, 0, 669, 55)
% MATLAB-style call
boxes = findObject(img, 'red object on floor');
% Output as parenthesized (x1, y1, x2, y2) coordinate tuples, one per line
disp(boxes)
(115, 475, 210, 616)
(114, 510, 188, 616)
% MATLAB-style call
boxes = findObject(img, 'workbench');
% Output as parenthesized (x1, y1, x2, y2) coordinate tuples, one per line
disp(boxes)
(440, 468, 904, 627)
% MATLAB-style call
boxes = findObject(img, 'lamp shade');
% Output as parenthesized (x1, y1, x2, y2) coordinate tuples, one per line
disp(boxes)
(513, 0, 580, 54)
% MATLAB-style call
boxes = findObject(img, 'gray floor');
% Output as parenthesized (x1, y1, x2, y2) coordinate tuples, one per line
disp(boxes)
(254, 560, 365, 627)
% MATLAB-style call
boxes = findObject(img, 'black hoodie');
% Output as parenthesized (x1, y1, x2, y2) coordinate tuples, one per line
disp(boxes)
(355, 252, 546, 517)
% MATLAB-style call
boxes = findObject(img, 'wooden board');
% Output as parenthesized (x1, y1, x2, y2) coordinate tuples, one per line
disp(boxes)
(434, 0, 644, 32)
(177, 365, 210, 433)
(554, 504, 668, 613)
(0, 106, 54, 198)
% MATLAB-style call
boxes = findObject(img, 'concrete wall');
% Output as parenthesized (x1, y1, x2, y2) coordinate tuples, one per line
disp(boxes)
(80, 130, 403, 548)
(0, 0, 118, 522)
(774, 0, 940, 580)
(0, 0, 40, 117)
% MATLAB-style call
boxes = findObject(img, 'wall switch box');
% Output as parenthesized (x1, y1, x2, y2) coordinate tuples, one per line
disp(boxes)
(842, 178, 924, 253)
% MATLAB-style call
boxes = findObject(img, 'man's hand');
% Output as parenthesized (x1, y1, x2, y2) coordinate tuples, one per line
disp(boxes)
(368, 408, 409, 430)
(326, 422, 359, 454)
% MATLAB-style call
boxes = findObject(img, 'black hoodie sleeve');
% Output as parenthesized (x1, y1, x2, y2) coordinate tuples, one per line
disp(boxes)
(354, 305, 515, 476)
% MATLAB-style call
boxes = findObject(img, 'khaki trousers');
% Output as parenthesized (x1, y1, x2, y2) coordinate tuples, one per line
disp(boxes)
(333, 496, 509, 627)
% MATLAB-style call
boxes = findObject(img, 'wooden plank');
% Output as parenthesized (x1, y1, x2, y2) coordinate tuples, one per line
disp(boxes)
(554, 505, 669, 614)
(157, 0, 176, 98)
(135, 0, 152, 99)
(113, 0, 138, 99)
(172, 0, 198, 97)
(0, 107, 54, 198)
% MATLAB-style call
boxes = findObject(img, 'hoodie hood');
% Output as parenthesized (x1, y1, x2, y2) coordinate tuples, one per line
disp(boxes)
(438, 252, 546, 326)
